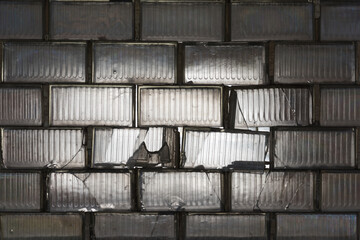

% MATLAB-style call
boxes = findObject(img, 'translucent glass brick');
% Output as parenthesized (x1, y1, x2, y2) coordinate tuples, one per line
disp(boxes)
(231, 2, 313, 41)
(50, 86, 133, 126)
(3, 42, 86, 83)
(231, 171, 314, 211)
(141, 1, 224, 42)
(275, 44, 355, 84)
(140, 171, 222, 211)
(2, 128, 86, 169)
(50, 1, 133, 40)
(139, 87, 223, 127)
(182, 129, 268, 169)
(49, 172, 131, 212)
(94, 43, 176, 84)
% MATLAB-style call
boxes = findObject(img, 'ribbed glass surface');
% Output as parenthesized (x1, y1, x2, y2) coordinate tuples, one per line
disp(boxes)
(231, 3, 313, 41)
(277, 214, 357, 240)
(3, 42, 86, 83)
(183, 129, 268, 169)
(321, 3, 360, 40)
(50, 86, 133, 126)
(0, 173, 41, 211)
(274, 129, 355, 169)
(141, 2, 224, 42)
(94, 214, 175, 239)
(231, 171, 314, 211)
(186, 214, 267, 239)
(234, 88, 312, 128)
(139, 87, 222, 127)
(0, 214, 83, 240)
(2, 129, 85, 169)
(0, 1, 42, 39)
(185, 44, 266, 85)
(49, 172, 131, 212)
(94, 43, 176, 84)
(50, 2, 133, 40)
(321, 173, 360, 211)
(140, 171, 222, 211)
(275, 44, 355, 84)
(320, 87, 360, 126)
(0, 88, 42, 126)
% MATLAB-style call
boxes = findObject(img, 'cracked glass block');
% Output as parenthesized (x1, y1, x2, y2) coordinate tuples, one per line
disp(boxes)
(231, 2, 313, 41)
(0, 1, 42, 39)
(321, 3, 360, 41)
(140, 171, 222, 211)
(182, 129, 268, 169)
(0, 214, 83, 240)
(2, 129, 86, 169)
(50, 1, 133, 40)
(231, 171, 314, 211)
(0, 173, 41, 211)
(50, 86, 133, 126)
(320, 87, 360, 126)
(233, 88, 312, 128)
(141, 1, 224, 42)
(0, 88, 42, 126)
(93, 128, 177, 168)
(3, 42, 86, 83)
(49, 172, 131, 212)
(185, 44, 266, 86)
(321, 173, 360, 211)
(94, 43, 176, 84)
(186, 214, 267, 239)
(275, 44, 355, 84)
(274, 129, 356, 169)
(139, 87, 223, 127)
(94, 213, 175, 239)
(276, 214, 358, 240)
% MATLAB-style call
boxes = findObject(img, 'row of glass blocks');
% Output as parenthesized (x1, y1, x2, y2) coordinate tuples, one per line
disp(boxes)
(4, 86, 360, 127)
(1, 127, 359, 169)
(1, 42, 358, 85)
(0, 171, 359, 212)
(0, 213, 357, 239)
(1, 1, 360, 41)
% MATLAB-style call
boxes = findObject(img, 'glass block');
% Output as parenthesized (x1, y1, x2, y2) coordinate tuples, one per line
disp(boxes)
(94, 213, 175, 239)
(3, 42, 86, 83)
(320, 87, 360, 126)
(141, 1, 224, 42)
(2, 129, 86, 169)
(93, 127, 177, 168)
(275, 44, 355, 84)
(140, 171, 222, 211)
(49, 172, 131, 212)
(94, 43, 176, 84)
(321, 173, 360, 211)
(0, 214, 83, 240)
(139, 87, 222, 127)
(185, 44, 266, 86)
(0, 173, 41, 211)
(0, 1, 42, 39)
(0, 88, 42, 126)
(231, 171, 314, 211)
(182, 129, 268, 169)
(186, 214, 267, 239)
(231, 2, 313, 41)
(50, 85, 133, 126)
(276, 214, 357, 240)
(321, 3, 360, 41)
(274, 129, 356, 169)
(50, 1, 133, 40)
(233, 88, 312, 128)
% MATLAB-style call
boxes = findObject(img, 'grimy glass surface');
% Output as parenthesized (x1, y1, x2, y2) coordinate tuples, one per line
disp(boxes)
(0, 1, 358, 239)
